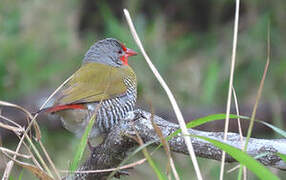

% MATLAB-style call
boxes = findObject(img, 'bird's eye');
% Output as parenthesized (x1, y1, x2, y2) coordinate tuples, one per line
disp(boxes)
(118, 50, 123, 54)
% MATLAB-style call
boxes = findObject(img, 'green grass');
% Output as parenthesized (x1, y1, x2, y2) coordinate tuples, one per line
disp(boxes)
(69, 113, 96, 172)
(193, 135, 279, 180)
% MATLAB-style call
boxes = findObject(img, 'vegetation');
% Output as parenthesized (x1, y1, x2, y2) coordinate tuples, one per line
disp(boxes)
(0, 0, 285, 179)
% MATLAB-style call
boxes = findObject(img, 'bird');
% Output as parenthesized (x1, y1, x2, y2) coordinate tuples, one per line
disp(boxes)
(41, 38, 138, 138)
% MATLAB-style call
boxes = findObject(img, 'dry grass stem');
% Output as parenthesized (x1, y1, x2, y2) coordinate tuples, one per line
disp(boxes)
(237, 23, 271, 180)
(219, 0, 240, 179)
(38, 74, 75, 111)
(132, 124, 164, 179)
(0, 75, 73, 179)
(38, 140, 62, 179)
(232, 87, 243, 141)
(150, 108, 180, 180)
(21, 75, 73, 179)
(20, 136, 44, 170)
(0, 101, 33, 120)
(123, 8, 202, 180)
(243, 24, 271, 151)
(0, 121, 23, 133)
(24, 134, 53, 177)
(0, 147, 31, 159)
(231, 87, 247, 179)
(3, 151, 53, 180)
(0, 115, 22, 129)
(61, 158, 147, 174)
(6, 133, 26, 178)
(2, 161, 13, 180)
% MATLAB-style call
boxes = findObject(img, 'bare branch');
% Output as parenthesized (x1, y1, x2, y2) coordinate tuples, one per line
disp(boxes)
(66, 110, 286, 179)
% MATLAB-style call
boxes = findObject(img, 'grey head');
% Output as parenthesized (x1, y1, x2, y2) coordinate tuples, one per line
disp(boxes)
(83, 38, 137, 67)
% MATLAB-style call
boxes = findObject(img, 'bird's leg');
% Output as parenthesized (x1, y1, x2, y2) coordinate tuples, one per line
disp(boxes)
(87, 138, 95, 151)
(124, 109, 146, 123)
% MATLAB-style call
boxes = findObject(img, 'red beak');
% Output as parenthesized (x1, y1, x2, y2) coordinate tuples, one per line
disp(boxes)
(125, 48, 138, 57)
(120, 48, 137, 65)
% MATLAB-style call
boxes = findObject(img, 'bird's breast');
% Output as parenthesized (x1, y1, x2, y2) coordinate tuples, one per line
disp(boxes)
(87, 88, 136, 134)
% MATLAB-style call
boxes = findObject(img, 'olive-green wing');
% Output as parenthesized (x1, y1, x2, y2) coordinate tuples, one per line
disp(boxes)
(56, 63, 135, 105)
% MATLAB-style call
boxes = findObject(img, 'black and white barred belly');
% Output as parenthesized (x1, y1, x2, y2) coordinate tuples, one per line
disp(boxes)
(88, 78, 136, 133)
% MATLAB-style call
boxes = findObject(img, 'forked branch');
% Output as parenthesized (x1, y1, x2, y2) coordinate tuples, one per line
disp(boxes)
(67, 110, 286, 180)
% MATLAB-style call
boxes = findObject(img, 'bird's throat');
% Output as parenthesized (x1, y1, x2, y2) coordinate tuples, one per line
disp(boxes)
(120, 56, 128, 65)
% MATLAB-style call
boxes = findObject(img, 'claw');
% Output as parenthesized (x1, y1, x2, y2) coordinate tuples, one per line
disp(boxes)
(124, 109, 146, 122)
(114, 169, 130, 178)
(133, 109, 146, 120)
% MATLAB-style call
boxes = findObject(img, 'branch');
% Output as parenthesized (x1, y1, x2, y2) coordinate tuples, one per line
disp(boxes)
(66, 110, 286, 180)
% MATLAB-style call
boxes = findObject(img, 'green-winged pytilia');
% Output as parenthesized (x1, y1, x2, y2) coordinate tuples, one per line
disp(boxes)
(41, 38, 138, 138)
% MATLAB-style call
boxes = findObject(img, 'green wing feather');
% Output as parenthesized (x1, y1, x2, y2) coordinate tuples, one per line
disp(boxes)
(56, 62, 136, 105)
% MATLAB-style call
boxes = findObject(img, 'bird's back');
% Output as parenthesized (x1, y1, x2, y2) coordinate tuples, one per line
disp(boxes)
(54, 63, 137, 136)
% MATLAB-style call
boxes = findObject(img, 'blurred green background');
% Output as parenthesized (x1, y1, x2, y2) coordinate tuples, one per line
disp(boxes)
(1, 0, 286, 179)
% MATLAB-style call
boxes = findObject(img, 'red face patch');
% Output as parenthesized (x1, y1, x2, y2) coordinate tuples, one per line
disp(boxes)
(120, 43, 127, 52)
(120, 56, 128, 65)
(119, 43, 128, 65)
(119, 43, 137, 65)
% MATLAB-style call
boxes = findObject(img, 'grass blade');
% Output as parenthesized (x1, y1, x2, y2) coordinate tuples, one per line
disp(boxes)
(69, 112, 96, 172)
(166, 113, 247, 142)
(134, 128, 168, 180)
(17, 169, 24, 180)
(277, 153, 286, 163)
(192, 135, 279, 180)
(108, 140, 157, 178)
(260, 121, 286, 138)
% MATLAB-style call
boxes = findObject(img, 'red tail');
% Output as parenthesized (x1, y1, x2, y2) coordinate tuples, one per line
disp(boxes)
(37, 104, 86, 114)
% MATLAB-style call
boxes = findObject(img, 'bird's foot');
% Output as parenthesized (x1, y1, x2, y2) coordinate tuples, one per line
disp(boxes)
(125, 109, 146, 121)
(133, 109, 146, 120)
(114, 168, 132, 178)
